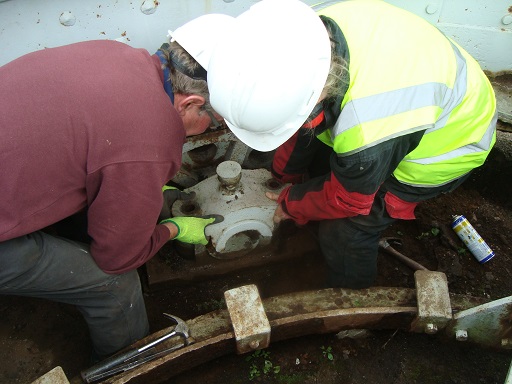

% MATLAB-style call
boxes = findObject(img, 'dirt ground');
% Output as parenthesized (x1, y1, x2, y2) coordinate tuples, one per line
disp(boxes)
(1, 123, 512, 384)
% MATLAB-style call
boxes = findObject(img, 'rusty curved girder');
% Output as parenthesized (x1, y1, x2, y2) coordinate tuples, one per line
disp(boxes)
(70, 286, 490, 384)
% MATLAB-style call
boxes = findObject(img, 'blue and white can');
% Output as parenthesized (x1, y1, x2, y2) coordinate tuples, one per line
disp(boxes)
(451, 215, 495, 264)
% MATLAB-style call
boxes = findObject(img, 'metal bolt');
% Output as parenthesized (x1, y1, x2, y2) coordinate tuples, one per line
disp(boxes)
(249, 340, 260, 350)
(425, 323, 438, 334)
(455, 329, 468, 341)
(217, 161, 242, 192)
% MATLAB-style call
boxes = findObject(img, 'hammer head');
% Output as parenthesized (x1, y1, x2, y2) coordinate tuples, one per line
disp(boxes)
(163, 313, 190, 342)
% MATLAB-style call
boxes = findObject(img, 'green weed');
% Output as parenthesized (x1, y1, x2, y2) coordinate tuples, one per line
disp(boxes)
(321, 346, 334, 361)
(246, 350, 281, 380)
(416, 227, 440, 240)
(195, 298, 225, 313)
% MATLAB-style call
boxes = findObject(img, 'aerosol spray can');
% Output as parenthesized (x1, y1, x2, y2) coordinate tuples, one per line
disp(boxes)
(451, 215, 495, 264)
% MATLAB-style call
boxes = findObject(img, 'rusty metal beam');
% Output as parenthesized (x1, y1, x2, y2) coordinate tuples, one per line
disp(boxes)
(71, 287, 491, 384)
(145, 224, 318, 289)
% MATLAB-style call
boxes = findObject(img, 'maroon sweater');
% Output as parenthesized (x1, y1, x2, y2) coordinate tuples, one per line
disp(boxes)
(0, 40, 185, 273)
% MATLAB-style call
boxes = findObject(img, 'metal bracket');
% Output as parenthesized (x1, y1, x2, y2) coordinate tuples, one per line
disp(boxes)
(411, 270, 453, 334)
(224, 284, 271, 354)
(445, 295, 512, 348)
(30, 366, 69, 384)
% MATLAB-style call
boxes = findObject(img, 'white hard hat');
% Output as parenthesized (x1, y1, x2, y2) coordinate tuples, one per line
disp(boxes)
(207, 0, 331, 152)
(168, 13, 235, 71)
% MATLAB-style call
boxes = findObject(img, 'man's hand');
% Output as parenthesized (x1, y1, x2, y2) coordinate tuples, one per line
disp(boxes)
(160, 215, 224, 245)
(265, 192, 292, 223)
(159, 185, 196, 221)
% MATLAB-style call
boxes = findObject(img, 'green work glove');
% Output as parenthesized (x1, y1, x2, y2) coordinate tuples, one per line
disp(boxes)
(160, 215, 224, 245)
(159, 185, 196, 221)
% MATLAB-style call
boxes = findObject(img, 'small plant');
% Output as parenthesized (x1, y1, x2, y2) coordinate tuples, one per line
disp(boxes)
(321, 346, 334, 361)
(249, 363, 260, 380)
(416, 227, 440, 240)
(263, 359, 281, 375)
(457, 247, 467, 255)
(416, 231, 429, 240)
(246, 350, 280, 380)
(245, 349, 270, 361)
(195, 298, 225, 313)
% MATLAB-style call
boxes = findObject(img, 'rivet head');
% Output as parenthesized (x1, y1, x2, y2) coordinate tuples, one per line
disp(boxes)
(455, 329, 468, 341)
(425, 4, 438, 15)
(249, 340, 260, 349)
(425, 323, 438, 334)
(502, 15, 512, 25)
(141, 0, 158, 15)
(59, 11, 76, 26)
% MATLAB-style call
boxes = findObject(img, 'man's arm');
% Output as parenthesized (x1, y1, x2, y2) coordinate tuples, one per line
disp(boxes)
(276, 131, 425, 225)
(86, 162, 174, 274)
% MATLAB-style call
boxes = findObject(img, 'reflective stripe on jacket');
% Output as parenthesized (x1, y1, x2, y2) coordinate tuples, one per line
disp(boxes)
(315, 0, 496, 188)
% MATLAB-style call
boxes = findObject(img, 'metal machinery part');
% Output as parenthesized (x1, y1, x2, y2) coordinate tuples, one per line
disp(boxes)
(145, 130, 314, 287)
(67, 272, 512, 384)
(172, 129, 249, 188)
(1, 1, 510, 74)
(172, 160, 287, 258)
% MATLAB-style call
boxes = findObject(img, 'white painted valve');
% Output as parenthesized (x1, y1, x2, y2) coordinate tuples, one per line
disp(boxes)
(172, 161, 287, 256)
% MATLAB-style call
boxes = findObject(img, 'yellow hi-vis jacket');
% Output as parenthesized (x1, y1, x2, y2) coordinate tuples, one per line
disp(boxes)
(315, 0, 497, 188)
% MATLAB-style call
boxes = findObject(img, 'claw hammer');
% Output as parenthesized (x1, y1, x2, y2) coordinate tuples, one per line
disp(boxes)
(81, 313, 189, 383)
(379, 237, 429, 271)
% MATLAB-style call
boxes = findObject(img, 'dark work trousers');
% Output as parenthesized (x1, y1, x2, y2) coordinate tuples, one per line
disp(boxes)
(0, 231, 149, 358)
(318, 190, 396, 289)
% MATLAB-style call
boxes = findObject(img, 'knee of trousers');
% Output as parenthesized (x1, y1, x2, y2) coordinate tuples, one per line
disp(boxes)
(318, 218, 380, 289)
(83, 270, 149, 357)
(94, 270, 147, 321)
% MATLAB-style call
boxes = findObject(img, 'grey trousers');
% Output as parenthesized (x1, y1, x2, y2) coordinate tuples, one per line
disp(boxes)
(0, 231, 149, 358)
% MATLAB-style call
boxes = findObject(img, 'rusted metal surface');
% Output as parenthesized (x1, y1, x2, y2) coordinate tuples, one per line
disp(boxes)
(411, 271, 452, 334)
(31, 366, 70, 384)
(172, 163, 288, 256)
(446, 295, 512, 349)
(70, 287, 492, 384)
(173, 129, 251, 188)
(224, 285, 270, 353)
(270, 307, 417, 342)
(145, 223, 318, 289)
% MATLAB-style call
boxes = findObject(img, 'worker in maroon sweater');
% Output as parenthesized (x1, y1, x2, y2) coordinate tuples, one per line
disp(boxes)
(0, 15, 231, 359)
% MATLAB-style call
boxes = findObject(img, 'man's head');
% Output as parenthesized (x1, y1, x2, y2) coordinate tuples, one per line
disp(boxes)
(163, 41, 220, 136)
(166, 14, 234, 136)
